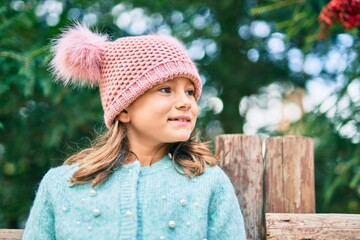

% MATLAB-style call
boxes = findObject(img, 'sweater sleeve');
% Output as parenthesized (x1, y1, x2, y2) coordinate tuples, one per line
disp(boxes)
(207, 167, 246, 240)
(23, 170, 55, 240)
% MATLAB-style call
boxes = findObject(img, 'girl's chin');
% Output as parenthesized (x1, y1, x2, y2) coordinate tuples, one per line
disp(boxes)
(166, 135, 191, 143)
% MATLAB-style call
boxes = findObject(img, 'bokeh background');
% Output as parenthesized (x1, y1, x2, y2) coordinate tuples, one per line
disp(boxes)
(1, 0, 359, 228)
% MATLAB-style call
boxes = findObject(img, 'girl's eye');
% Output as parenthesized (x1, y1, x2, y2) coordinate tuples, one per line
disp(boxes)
(186, 89, 195, 96)
(159, 87, 171, 93)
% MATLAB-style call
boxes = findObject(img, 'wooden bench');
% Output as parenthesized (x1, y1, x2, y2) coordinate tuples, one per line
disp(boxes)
(0, 229, 23, 240)
(266, 213, 360, 239)
(1, 134, 360, 240)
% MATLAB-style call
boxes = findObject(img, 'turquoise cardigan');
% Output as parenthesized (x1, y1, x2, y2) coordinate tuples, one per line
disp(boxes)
(23, 155, 246, 240)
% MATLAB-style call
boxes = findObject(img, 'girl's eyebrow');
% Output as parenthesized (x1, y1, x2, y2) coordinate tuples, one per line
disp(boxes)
(156, 83, 170, 88)
(186, 82, 195, 88)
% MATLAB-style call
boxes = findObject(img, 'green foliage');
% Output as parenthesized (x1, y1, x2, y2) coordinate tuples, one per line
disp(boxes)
(251, 0, 319, 50)
(253, 0, 360, 213)
(0, 1, 104, 227)
(0, 0, 359, 228)
(250, 0, 358, 51)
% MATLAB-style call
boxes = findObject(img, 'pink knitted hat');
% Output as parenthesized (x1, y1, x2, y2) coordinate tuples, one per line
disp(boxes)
(50, 24, 202, 128)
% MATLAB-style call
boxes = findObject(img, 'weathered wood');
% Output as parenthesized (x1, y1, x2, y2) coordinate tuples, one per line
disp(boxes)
(266, 213, 360, 240)
(0, 229, 23, 240)
(216, 134, 263, 240)
(265, 136, 315, 213)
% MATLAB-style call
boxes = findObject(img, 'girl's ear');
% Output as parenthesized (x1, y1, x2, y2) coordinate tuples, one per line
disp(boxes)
(117, 109, 130, 123)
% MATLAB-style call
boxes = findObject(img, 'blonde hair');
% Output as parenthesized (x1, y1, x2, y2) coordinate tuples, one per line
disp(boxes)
(65, 121, 218, 187)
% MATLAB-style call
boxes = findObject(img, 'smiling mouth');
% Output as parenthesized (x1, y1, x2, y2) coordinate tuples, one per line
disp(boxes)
(168, 118, 190, 122)
(168, 116, 191, 122)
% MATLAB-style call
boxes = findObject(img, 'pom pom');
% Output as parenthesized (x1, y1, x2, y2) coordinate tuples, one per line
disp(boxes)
(50, 23, 108, 87)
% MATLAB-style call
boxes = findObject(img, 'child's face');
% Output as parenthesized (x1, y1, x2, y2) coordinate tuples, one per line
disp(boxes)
(119, 77, 198, 146)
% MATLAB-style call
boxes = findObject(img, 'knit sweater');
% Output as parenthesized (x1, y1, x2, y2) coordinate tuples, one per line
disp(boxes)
(23, 155, 246, 240)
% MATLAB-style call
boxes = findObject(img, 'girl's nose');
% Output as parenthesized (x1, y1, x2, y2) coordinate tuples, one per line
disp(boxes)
(175, 92, 192, 110)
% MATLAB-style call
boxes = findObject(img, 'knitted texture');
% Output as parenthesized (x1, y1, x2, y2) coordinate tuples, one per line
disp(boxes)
(50, 25, 202, 128)
(100, 36, 202, 128)
(23, 155, 246, 240)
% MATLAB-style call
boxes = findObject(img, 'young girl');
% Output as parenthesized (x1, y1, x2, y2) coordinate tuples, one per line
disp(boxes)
(23, 24, 246, 240)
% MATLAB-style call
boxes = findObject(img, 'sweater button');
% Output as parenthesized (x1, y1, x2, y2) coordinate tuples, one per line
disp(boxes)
(159, 236, 165, 240)
(125, 210, 132, 216)
(180, 199, 186, 206)
(168, 220, 176, 228)
(90, 189, 97, 196)
(93, 208, 101, 217)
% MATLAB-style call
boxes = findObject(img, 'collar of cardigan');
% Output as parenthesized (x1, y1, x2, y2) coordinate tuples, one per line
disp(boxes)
(117, 154, 174, 176)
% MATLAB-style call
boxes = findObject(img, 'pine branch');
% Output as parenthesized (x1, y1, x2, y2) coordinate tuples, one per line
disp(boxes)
(251, 0, 304, 16)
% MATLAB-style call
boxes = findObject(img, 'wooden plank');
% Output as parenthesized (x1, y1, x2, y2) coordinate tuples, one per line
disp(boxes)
(266, 213, 360, 240)
(0, 229, 23, 240)
(216, 134, 263, 240)
(265, 137, 285, 213)
(282, 136, 315, 213)
(265, 136, 315, 213)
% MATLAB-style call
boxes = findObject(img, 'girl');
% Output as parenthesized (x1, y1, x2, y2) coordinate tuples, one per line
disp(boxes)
(23, 24, 246, 240)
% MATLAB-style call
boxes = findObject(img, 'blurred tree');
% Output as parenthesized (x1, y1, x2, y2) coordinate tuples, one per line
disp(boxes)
(252, 0, 360, 213)
(0, 0, 358, 228)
